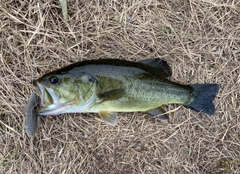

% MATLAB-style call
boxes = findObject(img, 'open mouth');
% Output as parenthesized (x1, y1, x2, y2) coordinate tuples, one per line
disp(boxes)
(33, 81, 70, 115)
(33, 81, 57, 107)
(34, 81, 61, 106)
(34, 82, 51, 106)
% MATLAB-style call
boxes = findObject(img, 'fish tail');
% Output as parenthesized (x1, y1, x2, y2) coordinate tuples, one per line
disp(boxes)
(186, 84, 219, 114)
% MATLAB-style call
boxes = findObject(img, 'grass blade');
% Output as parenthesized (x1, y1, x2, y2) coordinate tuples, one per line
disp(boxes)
(59, 0, 68, 21)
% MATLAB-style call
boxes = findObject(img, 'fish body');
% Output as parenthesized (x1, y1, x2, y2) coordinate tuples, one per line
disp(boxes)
(32, 58, 219, 126)
(25, 93, 40, 137)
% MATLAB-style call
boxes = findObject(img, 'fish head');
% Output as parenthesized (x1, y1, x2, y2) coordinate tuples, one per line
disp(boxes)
(33, 72, 96, 115)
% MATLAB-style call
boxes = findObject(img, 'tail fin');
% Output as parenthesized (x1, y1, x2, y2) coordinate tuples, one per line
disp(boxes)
(187, 84, 219, 115)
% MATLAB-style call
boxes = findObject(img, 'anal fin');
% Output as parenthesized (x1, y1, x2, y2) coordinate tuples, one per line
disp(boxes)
(147, 106, 169, 120)
(99, 111, 118, 126)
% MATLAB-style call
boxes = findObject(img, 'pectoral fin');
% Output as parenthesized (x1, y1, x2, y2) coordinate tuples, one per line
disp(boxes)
(98, 88, 125, 102)
(147, 106, 169, 120)
(99, 111, 118, 126)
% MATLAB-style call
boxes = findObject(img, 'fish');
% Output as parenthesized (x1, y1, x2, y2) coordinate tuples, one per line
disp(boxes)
(31, 58, 219, 127)
(25, 92, 40, 137)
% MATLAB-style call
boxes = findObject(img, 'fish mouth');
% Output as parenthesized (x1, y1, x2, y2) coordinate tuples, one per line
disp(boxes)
(34, 82, 55, 106)
(33, 81, 68, 115)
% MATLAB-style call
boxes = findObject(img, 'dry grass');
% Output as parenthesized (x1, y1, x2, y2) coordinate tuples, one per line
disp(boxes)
(0, 0, 240, 173)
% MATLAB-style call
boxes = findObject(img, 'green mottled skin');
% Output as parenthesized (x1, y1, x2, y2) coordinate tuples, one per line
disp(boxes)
(90, 74, 192, 112)
(34, 59, 193, 114)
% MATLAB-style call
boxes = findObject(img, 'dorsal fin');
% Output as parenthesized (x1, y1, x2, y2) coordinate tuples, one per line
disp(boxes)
(138, 58, 172, 77)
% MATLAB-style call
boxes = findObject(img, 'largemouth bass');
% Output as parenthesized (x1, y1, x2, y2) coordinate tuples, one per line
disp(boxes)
(28, 58, 218, 130)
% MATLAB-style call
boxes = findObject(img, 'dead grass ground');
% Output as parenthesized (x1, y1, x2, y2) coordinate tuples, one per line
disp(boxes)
(0, 0, 240, 173)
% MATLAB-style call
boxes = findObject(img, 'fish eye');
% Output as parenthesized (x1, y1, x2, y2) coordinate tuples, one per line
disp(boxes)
(49, 76, 59, 84)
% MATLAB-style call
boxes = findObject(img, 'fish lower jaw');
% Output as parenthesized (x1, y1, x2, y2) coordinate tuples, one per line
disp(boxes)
(39, 107, 67, 116)
(38, 103, 69, 115)
(39, 103, 93, 116)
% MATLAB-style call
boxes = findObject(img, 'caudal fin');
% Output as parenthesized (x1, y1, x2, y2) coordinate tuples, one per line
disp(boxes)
(187, 84, 219, 115)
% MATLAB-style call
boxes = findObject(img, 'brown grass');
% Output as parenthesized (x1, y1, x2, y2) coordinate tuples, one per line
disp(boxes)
(0, 0, 240, 173)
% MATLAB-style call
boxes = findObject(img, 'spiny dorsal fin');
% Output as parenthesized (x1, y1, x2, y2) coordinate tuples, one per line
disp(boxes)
(99, 111, 118, 126)
(138, 58, 172, 77)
